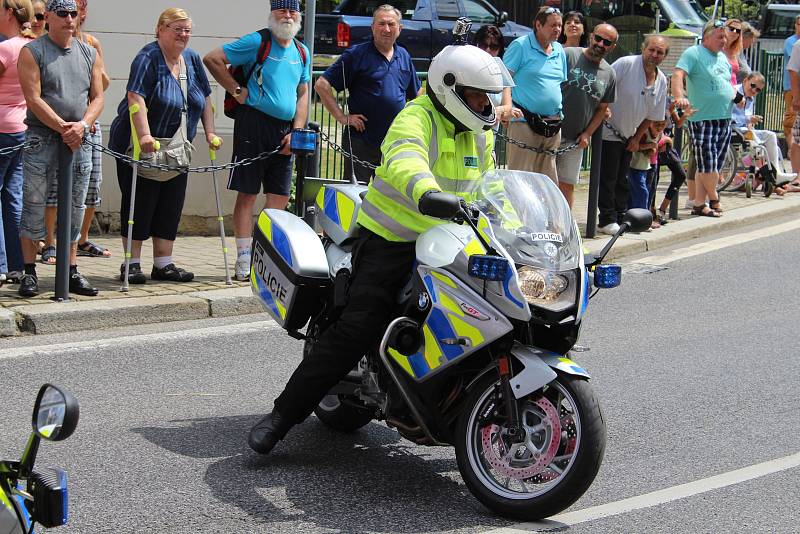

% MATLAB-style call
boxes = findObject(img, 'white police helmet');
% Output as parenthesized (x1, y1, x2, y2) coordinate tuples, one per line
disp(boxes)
(427, 44, 514, 133)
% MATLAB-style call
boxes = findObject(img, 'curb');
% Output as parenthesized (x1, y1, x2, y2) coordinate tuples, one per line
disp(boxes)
(3, 196, 799, 337)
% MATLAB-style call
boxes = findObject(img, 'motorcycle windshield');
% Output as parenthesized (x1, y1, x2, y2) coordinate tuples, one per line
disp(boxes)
(477, 170, 581, 271)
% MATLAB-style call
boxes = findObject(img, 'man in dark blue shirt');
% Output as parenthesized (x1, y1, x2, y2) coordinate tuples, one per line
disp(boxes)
(314, 4, 421, 182)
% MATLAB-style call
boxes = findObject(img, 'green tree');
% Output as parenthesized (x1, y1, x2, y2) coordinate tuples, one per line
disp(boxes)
(704, 0, 768, 23)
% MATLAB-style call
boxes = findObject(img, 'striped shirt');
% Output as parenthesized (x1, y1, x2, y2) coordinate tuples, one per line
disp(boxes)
(108, 42, 211, 152)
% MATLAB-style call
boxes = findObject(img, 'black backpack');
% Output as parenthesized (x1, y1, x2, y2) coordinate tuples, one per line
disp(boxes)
(223, 28, 308, 118)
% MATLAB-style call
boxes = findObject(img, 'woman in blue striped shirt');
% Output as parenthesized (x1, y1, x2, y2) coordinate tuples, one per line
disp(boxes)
(108, 7, 221, 284)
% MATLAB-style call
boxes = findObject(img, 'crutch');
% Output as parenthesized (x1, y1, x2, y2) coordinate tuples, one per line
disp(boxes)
(208, 136, 232, 285)
(121, 104, 159, 292)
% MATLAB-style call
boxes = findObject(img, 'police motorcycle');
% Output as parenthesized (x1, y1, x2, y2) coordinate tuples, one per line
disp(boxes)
(251, 146, 652, 518)
(1, 385, 79, 534)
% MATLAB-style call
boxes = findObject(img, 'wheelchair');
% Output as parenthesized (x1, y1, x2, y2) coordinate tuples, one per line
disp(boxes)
(681, 128, 779, 198)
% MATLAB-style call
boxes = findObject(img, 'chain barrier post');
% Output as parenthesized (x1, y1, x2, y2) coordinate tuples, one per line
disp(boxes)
(585, 129, 602, 239)
(54, 142, 74, 301)
(209, 136, 232, 285)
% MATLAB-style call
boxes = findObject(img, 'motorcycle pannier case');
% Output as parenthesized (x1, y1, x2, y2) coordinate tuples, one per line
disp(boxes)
(250, 209, 330, 331)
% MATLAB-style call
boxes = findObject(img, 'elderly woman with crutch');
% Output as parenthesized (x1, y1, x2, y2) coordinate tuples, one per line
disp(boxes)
(108, 7, 221, 285)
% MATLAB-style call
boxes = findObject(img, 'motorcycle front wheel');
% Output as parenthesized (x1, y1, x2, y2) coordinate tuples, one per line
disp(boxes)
(454, 373, 606, 521)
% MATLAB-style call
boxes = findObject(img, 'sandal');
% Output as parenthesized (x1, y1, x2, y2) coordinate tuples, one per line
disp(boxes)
(657, 209, 669, 225)
(40, 245, 56, 265)
(77, 240, 111, 258)
(708, 199, 722, 213)
(691, 205, 721, 218)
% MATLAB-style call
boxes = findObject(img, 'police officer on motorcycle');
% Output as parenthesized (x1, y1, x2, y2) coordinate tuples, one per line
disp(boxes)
(249, 43, 514, 454)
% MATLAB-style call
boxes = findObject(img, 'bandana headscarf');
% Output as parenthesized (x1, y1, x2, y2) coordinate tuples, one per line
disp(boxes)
(271, 0, 300, 12)
(47, 0, 78, 11)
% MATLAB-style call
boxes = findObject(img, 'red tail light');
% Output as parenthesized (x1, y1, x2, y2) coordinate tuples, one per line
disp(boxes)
(337, 22, 350, 48)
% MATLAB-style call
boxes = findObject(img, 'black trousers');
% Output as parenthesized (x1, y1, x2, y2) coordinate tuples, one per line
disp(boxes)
(598, 140, 633, 227)
(274, 228, 416, 425)
(342, 129, 382, 184)
(660, 146, 689, 201)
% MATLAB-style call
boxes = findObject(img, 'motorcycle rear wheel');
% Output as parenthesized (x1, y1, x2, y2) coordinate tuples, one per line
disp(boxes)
(454, 373, 605, 520)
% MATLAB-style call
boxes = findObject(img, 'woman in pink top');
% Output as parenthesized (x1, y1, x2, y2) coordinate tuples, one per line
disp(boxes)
(0, 0, 35, 280)
(724, 19, 744, 87)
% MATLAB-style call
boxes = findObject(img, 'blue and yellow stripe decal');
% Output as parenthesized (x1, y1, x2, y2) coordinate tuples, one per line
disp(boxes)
(251, 269, 287, 320)
(316, 186, 358, 234)
(257, 212, 293, 268)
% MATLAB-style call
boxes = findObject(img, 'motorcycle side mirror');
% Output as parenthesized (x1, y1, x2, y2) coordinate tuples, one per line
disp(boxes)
(32, 384, 79, 442)
(620, 208, 653, 234)
(418, 190, 462, 219)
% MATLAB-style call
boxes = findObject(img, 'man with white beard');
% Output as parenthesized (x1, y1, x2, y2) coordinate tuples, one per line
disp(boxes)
(204, 0, 310, 280)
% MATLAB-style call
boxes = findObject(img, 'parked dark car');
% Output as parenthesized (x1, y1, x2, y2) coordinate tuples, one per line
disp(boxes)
(311, 0, 532, 70)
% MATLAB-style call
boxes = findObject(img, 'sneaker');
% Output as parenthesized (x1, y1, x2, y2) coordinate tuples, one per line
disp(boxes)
(598, 222, 620, 235)
(69, 271, 99, 296)
(151, 263, 194, 282)
(18, 273, 39, 297)
(683, 198, 695, 210)
(235, 251, 251, 281)
(119, 262, 146, 284)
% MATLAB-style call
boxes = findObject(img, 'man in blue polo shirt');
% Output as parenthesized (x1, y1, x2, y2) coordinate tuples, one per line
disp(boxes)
(503, 6, 567, 183)
(204, 0, 310, 280)
(314, 4, 420, 183)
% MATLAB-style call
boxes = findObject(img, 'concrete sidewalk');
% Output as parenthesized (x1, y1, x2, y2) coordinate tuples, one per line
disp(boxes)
(2, 185, 799, 336)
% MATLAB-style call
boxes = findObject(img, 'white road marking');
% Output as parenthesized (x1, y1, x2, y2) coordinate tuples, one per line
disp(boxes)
(483, 451, 800, 533)
(0, 320, 281, 360)
(631, 218, 800, 266)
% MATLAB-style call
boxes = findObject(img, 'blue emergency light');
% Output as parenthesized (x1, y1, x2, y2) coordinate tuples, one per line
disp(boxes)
(290, 128, 317, 156)
(593, 264, 621, 288)
(468, 255, 510, 281)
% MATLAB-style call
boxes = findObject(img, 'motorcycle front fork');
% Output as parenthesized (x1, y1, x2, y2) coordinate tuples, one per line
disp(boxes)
(496, 354, 523, 439)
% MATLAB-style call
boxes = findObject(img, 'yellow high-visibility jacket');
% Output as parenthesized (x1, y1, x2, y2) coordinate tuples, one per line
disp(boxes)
(356, 95, 495, 242)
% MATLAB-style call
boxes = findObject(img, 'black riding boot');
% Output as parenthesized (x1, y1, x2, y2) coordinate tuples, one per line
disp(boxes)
(248, 411, 293, 455)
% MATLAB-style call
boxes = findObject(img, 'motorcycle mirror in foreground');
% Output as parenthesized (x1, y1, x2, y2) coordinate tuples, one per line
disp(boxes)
(622, 208, 653, 234)
(0, 384, 80, 533)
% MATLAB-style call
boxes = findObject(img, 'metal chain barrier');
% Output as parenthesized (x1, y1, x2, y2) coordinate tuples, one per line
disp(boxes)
(318, 130, 378, 170)
(81, 138, 281, 174)
(0, 138, 41, 157)
(319, 128, 580, 166)
(494, 130, 580, 157)
(602, 120, 629, 144)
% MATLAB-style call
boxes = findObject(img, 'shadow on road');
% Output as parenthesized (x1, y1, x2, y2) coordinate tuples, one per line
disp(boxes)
(133, 414, 507, 533)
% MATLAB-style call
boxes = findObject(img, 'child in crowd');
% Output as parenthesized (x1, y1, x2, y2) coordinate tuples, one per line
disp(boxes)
(644, 120, 669, 228)
(627, 125, 659, 213)
(657, 98, 695, 221)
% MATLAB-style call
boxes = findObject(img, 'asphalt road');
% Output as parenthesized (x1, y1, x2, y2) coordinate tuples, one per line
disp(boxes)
(1, 224, 798, 534)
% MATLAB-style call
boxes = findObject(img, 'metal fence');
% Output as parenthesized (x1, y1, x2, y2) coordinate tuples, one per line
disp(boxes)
(754, 50, 785, 134)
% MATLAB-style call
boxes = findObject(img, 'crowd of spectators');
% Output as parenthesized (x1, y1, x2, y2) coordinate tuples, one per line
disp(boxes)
(3, 2, 800, 296)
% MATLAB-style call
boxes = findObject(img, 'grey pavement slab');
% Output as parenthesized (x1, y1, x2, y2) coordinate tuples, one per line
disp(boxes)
(0, 308, 17, 336)
(189, 286, 265, 317)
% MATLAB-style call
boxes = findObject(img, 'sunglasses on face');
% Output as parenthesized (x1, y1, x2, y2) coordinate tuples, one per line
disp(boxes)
(750, 83, 763, 93)
(543, 7, 560, 15)
(33, 13, 45, 21)
(726, 26, 742, 34)
(54, 10, 78, 18)
(478, 41, 500, 51)
(592, 34, 616, 47)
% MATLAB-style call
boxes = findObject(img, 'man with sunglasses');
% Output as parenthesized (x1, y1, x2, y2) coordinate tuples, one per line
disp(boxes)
(16, 0, 105, 297)
(599, 35, 668, 234)
(672, 20, 738, 218)
(555, 23, 617, 207)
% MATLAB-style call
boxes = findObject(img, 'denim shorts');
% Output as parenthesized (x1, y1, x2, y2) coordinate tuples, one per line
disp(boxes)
(20, 126, 92, 242)
(46, 121, 102, 207)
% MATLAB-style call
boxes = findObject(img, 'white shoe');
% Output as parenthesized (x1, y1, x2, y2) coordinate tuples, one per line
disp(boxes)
(598, 222, 620, 235)
(235, 251, 251, 281)
(684, 199, 695, 210)
(776, 171, 797, 186)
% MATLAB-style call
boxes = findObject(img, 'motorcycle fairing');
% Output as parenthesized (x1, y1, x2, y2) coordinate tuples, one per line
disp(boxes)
(537, 352, 591, 378)
(386, 266, 513, 381)
(315, 183, 368, 245)
(509, 343, 558, 399)
(416, 220, 531, 322)
(575, 221, 590, 322)
(0, 484, 26, 534)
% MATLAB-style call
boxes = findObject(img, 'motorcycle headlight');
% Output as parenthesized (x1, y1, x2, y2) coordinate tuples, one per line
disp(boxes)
(517, 267, 576, 312)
